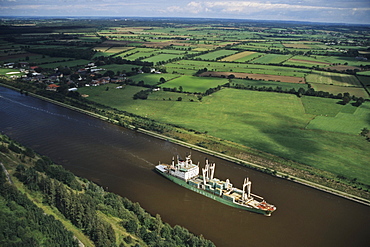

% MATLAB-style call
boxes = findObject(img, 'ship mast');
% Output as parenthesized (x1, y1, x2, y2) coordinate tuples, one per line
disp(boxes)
(209, 162, 215, 180)
(202, 162, 209, 185)
(242, 178, 252, 201)
(202, 159, 216, 184)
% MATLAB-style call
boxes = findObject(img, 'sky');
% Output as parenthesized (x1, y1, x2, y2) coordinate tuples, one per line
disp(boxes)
(1, 0, 370, 24)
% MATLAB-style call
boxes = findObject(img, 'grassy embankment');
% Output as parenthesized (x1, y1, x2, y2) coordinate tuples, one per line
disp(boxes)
(0, 134, 215, 247)
(1, 77, 369, 202)
(77, 83, 370, 202)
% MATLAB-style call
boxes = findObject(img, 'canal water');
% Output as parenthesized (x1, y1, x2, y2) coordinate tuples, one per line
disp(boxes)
(0, 86, 369, 247)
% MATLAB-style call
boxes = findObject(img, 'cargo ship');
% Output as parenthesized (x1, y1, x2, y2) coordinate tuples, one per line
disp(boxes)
(155, 155, 276, 216)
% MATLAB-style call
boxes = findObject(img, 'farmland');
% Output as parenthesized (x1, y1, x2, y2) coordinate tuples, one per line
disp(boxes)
(78, 85, 370, 185)
(306, 71, 362, 87)
(193, 49, 238, 61)
(250, 54, 292, 64)
(160, 75, 228, 93)
(0, 17, 370, 197)
(198, 71, 305, 84)
(220, 51, 259, 62)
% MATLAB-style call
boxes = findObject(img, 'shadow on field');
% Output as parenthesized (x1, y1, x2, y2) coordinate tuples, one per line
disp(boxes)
(238, 112, 321, 165)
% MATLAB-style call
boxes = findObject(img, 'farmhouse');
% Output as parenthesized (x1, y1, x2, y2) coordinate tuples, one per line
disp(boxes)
(46, 84, 60, 91)
(90, 77, 110, 86)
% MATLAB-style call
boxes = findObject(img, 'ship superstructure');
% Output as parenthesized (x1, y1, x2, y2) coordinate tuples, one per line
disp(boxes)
(156, 155, 276, 216)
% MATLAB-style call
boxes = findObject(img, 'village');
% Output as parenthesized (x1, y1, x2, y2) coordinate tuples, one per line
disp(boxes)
(0, 61, 149, 92)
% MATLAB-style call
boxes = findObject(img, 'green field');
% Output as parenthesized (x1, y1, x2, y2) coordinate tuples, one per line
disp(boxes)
(284, 55, 331, 67)
(2, 18, 370, 192)
(234, 52, 263, 62)
(357, 75, 370, 87)
(314, 55, 370, 67)
(130, 73, 180, 86)
(306, 71, 362, 87)
(301, 96, 346, 117)
(39, 59, 90, 68)
(310, 83, 369, 98)
(78, 85, 370, 184)
(250, 54, 292, 64)
(0, 68, 26, 77)
(357, 71, 370, 76)
(160, 75, 228, 93)
(231, 78, 308, 91)
(80, 84, 145, 104)
(99, 64, 141, 74)
(194, 50, 238, 61)
(2, 54, 71, 64)
(116, 47, 160, 60)
(143, 54, 183, 64)
(306, 101, 370, 135)
(165, 60, 310, 77)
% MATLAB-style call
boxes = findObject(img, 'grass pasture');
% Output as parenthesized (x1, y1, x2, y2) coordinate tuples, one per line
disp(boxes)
(283, 43, 312, 49)
(78, 84, 145, 106)
(39, 59, 90, 68)
(306, 71, 362, 87)
(357, 75, 370, 87)
(315, 55, 370, 67)
(166, 60, 310, 78)
(0, 68, 26, 78)
(143, 54, 183, 64)
(301, 96, 347, 117)
(116, 47, 159, 60)
(194, 49, 238, 61)
(78, 84, 370, 184)
(148, 90, 199, 102)
(199, 71, 305, 84)
(305, 101, 370, 135)
(100, 64, 140, 74)
(310, 83, 369, 98)
(357, 71, 370, 76)
(250, 54, 292, 64)
(129, 73, 180, 86)
(231, 78, 309, 91)
(160, 75, 228, 93)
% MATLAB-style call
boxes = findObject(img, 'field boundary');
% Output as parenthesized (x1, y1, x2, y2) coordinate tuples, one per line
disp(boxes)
(356, 75, 370, 97)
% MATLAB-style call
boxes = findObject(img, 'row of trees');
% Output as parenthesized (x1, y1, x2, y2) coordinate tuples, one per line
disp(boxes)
(0, 168, 79, 246)
(0, 134, 215, 247)
(26, 47, 96, 60)
(230, 82, 366, 106)
(13, 161, 215, 247)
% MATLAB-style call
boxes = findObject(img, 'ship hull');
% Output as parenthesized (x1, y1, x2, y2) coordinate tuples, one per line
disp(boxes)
(156, 167, 272, 216)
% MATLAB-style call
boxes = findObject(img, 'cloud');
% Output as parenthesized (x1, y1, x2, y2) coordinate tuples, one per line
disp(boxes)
(0, 0, 369, 24)
(162, 1, 370, 23)
(165, 1, 358, 14)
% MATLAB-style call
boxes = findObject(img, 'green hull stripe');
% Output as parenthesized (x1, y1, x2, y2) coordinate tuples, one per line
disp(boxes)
(157, 169, 271, 216)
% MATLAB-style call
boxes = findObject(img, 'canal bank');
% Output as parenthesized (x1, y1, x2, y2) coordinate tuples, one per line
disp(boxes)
(1, 82, 368, 206)
(1, 85, 369, 247)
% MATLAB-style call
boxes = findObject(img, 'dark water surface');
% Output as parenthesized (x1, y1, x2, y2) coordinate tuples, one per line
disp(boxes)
(0, 86, 369, 247)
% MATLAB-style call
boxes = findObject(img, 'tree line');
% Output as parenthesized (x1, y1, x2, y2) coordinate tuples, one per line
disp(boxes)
(230, 82, 366, 106)
(0, 167, 79, 246)
(0, 134, 216, 247)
